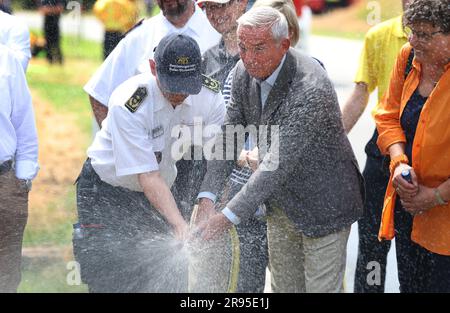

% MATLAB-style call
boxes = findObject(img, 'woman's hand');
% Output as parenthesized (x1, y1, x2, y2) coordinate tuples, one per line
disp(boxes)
(392, 163, 419, 199)
(401, 184, 436, 216)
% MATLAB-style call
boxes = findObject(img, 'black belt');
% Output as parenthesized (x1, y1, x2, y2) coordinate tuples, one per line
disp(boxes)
(0, 160, 12, 175)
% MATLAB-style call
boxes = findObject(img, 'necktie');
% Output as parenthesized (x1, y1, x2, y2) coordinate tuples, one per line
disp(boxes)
(256, 80, 262, 108)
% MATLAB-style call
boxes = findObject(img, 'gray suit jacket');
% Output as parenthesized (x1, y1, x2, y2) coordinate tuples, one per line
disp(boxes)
(200, 49, 364, 237)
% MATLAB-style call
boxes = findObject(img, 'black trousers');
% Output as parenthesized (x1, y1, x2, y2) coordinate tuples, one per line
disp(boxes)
(409, 242, 450, 292)
(354, 154, 391, 292)
(235, 215, 268, 293)
(393, 198, 417, 293)
(393, 199, 450, 293)
(74, 159, 187, 292)
(44, 14, 63, 64)
(219, 168, 268, 293)
(171, 156, 206, 221)
(103, 31, 122, 60)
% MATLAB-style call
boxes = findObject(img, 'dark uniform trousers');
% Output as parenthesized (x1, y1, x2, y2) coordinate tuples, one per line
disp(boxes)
(217, 168, 268, 293)
(74, 159, 187, 293)
(0, 163, 29, 293)
(354, 130, 391, 293)
(233, 211, 268, 293)
(393, 189, 450, 293)
(172, 153, 268, 293)
(44, 14, 63, 64)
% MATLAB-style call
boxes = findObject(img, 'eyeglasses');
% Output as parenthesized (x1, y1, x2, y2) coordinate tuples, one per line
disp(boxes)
(404, 26, 444, 41)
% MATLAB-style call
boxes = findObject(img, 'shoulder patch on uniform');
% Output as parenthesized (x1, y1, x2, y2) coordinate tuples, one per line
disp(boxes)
(123, 18, 145, 38)
(202, 74, 221, 93)
(124, 86, 147, 113)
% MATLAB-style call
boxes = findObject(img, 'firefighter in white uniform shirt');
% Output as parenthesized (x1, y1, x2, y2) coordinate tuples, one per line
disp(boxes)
(73, 34, 225, 293)
(83, 0, 221, 224)
(84, 0, 220, 126)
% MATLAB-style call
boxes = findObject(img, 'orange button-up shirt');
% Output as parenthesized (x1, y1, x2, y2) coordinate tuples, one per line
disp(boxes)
(373, 43, 450, 256)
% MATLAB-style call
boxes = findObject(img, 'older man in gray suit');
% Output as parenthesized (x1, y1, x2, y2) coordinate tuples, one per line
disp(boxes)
(193, 7, 364, 292)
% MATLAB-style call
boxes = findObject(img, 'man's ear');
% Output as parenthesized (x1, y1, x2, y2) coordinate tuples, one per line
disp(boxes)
(281, 38, 291, 53)
(149, 59, 157, 77)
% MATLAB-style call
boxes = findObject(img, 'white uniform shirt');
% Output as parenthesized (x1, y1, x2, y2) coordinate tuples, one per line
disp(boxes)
(87, 73, 225, 192)
(84, 3, 221, 107)
(0, 11, 31, 72)
(0, 44, 39, 180)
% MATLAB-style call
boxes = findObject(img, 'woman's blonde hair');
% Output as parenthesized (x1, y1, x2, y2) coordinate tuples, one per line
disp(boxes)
(253, 0, 300, 46)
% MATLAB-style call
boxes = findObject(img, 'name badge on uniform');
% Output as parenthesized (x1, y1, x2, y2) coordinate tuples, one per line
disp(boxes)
(152, 125, 164, 138)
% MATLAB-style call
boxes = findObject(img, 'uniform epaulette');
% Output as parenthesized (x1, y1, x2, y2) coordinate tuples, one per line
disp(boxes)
(125, 86, 147, 113)
(202, 74, 221, 93)
(123, 18, 145, 38)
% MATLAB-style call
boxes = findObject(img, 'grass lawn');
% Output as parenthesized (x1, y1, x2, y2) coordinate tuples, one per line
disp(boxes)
(20, 254, 88, 293)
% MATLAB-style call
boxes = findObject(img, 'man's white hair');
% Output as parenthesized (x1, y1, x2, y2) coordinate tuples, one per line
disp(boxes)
(237, 6, 289, 43)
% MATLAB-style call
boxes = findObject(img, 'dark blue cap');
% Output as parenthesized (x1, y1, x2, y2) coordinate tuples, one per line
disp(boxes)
(154, 33, 202, 95)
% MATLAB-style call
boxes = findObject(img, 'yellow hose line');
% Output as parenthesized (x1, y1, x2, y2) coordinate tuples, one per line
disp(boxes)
(227, 226, 240, 293)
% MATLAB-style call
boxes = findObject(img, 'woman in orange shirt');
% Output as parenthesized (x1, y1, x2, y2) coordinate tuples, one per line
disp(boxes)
(373, 0, 450, 292)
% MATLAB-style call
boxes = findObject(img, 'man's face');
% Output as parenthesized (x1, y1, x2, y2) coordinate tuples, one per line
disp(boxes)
(157, 0, 190, 17)
(204, 0, 247, 36)
(150, 59, 190, 106)
(161, 90, 189, 106)
(237, 25, 290, 80)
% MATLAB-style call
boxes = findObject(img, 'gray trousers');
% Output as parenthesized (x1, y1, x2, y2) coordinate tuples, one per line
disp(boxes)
(267, 206, 350, 293)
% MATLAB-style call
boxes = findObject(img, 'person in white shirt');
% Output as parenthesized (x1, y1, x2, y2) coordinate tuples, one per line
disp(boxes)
(84, 0, 221, 242)
(73, 34, 225, 293)
(0, 44, 39, 293)
(84, 0, 221, 126)
(0, 10, 31, 72)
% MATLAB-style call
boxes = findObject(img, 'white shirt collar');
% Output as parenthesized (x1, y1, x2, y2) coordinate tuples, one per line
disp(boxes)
(186, 3, 206, 37)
